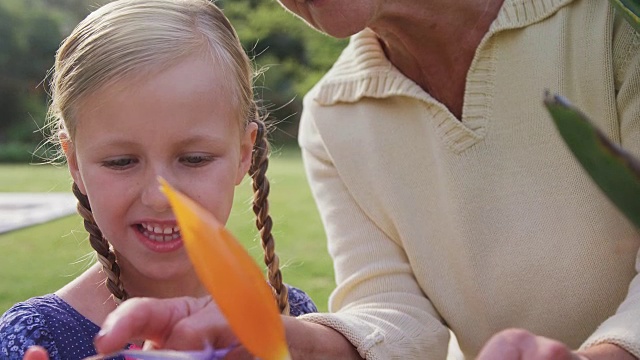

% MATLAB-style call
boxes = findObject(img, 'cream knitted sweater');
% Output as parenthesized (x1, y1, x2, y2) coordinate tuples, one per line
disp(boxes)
(296, 0, 640, 359)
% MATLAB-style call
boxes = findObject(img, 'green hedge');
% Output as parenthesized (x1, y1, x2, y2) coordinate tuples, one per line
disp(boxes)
(0, 142, 56, 163)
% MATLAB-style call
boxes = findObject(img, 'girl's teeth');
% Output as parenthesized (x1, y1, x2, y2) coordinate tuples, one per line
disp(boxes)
(141, 224, 181, 241)
(148, 234, 178, 242)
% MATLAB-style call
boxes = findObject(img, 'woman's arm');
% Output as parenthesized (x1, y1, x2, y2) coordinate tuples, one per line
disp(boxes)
(578, 15, 640, 359)
(294, 98, 451, 359)
(476, 15, 640, 360)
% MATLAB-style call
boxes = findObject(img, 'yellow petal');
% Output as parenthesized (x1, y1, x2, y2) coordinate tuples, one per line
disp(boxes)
(159, 178, 291, 360)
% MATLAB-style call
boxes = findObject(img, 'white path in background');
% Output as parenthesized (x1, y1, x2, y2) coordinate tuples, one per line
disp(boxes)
(0, 193, 76, 234)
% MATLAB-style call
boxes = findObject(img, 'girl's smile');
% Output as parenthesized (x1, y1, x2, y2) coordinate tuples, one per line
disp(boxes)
(134, 221, 182, 253)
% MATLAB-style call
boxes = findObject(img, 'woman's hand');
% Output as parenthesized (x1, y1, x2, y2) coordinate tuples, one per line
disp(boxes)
(94, 296, 252, 359)
(23, 346, 49, 360)
(477, 328, 636, 360)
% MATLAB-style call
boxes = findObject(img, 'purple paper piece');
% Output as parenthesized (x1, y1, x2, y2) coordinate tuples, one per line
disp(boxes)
(117, 343, 237, 360)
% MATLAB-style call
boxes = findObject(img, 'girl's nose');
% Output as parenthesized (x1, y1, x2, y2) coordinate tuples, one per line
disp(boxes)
(141, 173, 172, 213)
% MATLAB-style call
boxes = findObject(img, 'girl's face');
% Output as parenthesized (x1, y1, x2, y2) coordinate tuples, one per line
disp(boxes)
(277, 0, 376, 38)
(65, 56, 256, 286)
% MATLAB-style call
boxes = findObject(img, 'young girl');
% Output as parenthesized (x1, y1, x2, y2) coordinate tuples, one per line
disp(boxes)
(0, 0, 317, 358)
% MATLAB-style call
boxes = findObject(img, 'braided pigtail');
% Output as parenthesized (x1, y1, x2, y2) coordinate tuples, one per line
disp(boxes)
(249, 110, 290, 316)
(72, 183, 128, 303)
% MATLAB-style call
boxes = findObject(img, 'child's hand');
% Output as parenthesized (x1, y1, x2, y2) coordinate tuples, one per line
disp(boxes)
(23, 346, 49, 360)
(94, 296, 251, 359)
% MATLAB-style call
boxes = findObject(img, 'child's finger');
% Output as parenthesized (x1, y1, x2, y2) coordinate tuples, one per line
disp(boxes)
(94, 296, 209, 354)
(24, 346, 50, 360)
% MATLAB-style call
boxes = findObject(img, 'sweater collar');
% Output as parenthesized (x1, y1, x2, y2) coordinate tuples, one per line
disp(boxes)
(312, 0, 574, 106)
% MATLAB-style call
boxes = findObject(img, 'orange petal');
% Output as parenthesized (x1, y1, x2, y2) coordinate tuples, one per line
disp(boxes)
(159, 178, 290, 360)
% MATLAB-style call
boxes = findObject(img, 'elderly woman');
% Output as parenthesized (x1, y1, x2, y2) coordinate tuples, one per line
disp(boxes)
(34, 0, 640, 359)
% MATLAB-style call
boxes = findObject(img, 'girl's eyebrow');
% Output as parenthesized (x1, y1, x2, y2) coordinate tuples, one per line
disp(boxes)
(173, 134, 228, 147)
(80, 138, 140, 151)
(82, 134, 229, 153)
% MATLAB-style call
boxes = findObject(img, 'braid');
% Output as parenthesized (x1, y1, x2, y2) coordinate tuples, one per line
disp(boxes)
(72, 183, 128, 303)
(249, 113, 290, 316)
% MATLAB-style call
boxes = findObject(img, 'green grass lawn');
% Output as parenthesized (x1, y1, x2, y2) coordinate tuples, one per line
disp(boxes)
(0, 148, 334, 313)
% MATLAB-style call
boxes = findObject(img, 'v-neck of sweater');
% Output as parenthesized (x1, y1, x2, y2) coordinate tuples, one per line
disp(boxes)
(309, 0, 573, 153)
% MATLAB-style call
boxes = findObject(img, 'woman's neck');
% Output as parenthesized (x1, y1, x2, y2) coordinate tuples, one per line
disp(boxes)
(370, 0, 505, 118)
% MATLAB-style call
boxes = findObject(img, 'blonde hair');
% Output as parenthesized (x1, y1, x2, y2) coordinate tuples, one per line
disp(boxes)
(50, 0, 252, 139)
(51, 0, 290, 314)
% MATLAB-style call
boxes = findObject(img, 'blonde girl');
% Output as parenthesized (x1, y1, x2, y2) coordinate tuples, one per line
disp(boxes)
(0, 0, 316, 358)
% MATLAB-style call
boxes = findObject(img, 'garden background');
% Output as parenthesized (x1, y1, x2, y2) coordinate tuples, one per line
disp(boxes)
(0, 0, 348, 313)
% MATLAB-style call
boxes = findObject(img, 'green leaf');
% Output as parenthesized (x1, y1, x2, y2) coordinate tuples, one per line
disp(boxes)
(610, 0, 640, 31)
(544, 92, 640, 229)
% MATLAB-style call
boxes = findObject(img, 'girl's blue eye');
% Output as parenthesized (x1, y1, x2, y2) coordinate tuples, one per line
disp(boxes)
(180, 154, 214, 167)
(102, 158, 136, 169)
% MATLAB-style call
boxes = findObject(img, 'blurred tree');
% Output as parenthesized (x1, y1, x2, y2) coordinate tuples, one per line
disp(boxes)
(222, 0, 347, 143)
(0, 0, 64, 158)
(0, 0, 346, 162)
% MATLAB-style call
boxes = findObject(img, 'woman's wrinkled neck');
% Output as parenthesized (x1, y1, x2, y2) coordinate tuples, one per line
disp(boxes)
(369, 0, 505, 118)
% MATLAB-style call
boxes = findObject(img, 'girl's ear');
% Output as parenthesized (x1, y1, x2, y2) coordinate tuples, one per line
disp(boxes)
(236, 121, 258, 184)
(59, 131, 87, 195)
